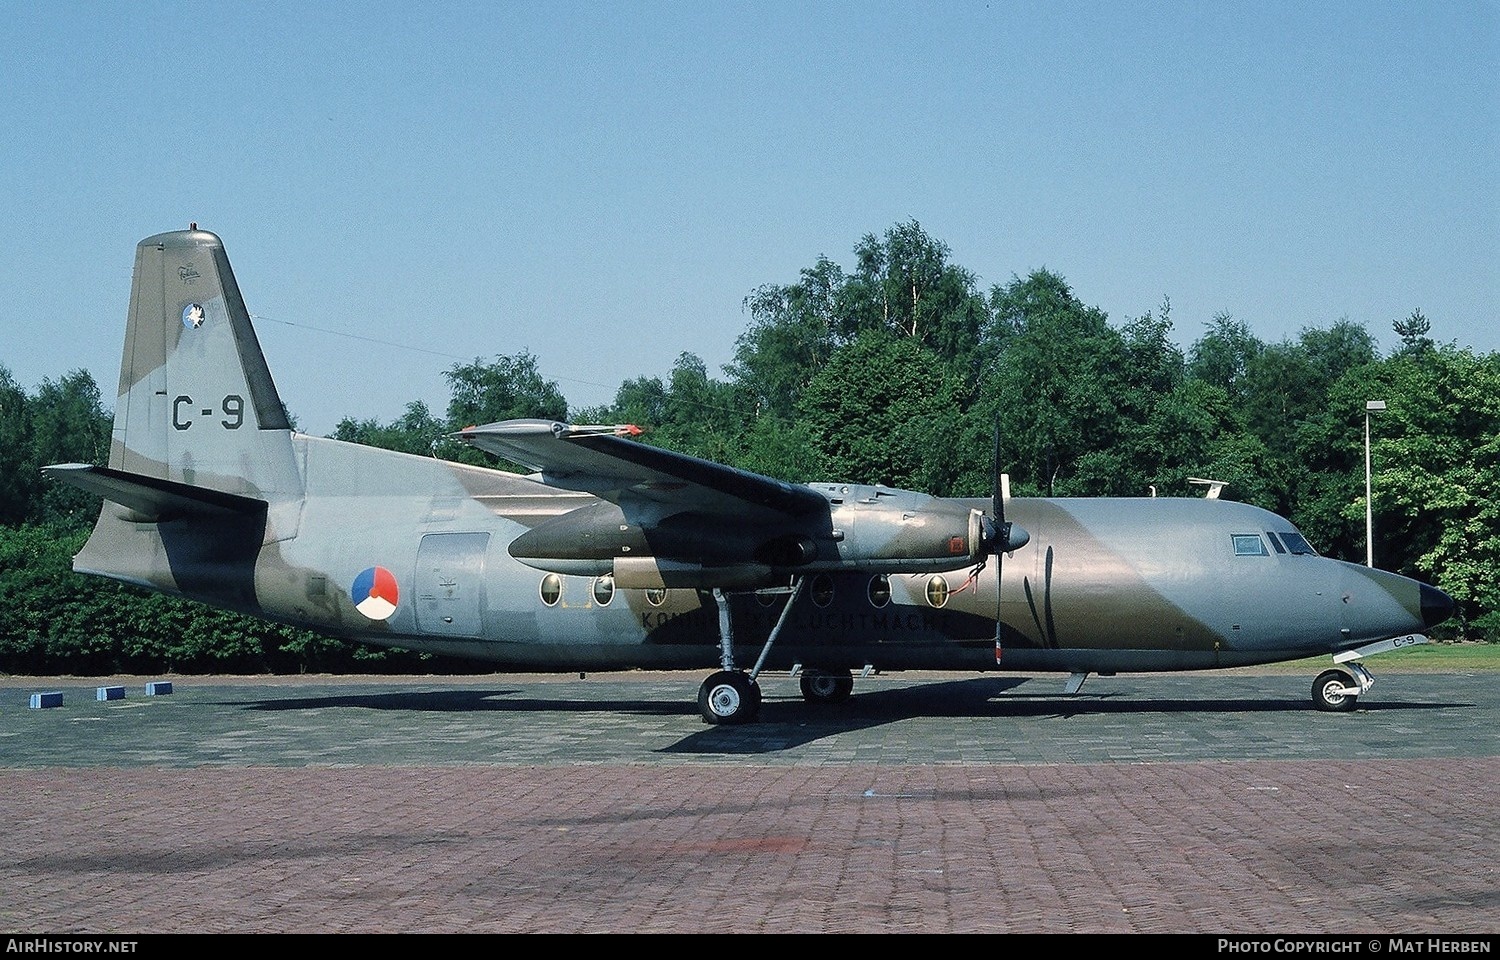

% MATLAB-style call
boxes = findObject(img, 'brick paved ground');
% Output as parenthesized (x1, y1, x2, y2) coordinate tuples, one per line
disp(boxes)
(1, 671, 1496, 934)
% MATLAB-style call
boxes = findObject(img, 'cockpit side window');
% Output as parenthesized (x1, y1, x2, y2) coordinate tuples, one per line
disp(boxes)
(1265, 531, 1287, 554)
(1232, 533, 1268, 556)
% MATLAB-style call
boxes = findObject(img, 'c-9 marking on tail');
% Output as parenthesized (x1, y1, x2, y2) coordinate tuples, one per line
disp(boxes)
(171, 394, 245, 431)
(44, 229, 1457, 726)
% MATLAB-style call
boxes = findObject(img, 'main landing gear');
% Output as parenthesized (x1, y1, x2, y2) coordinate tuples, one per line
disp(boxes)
(698, 579, 862, 723)
(698, 670, 761, 724)
(697, 580, 805, 725)
(698, 665, 859, 723)
(698, 662, 858, 723)
(798, 668, 854, 705)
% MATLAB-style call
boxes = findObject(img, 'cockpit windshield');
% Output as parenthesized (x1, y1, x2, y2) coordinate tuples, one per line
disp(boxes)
(1277, 530, 1318, 556)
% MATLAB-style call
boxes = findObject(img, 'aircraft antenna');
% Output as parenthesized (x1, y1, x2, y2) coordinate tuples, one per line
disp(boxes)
(1188, 477, 1227, 499)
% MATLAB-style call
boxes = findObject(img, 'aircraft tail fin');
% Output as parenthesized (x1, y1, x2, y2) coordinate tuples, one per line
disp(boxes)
(109, 229, 302, 502)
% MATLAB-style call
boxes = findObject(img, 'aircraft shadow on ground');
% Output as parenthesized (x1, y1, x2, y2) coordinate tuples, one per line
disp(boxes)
(228, 688, 693, 717)
(225, 677, 1462, 756)
(663, 679, 1462, 754)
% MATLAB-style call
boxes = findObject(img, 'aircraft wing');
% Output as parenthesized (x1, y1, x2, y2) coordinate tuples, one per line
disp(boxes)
(455, 420, 827, 518)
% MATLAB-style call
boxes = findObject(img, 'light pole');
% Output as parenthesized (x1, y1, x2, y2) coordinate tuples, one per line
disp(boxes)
(1364, 399, 1386, 568)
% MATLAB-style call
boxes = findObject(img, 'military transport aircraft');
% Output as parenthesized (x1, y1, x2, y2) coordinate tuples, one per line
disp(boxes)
(45, 229, 1455, 724)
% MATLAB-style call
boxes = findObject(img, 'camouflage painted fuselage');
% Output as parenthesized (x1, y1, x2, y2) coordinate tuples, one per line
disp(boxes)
(51, 230, 1451, 681)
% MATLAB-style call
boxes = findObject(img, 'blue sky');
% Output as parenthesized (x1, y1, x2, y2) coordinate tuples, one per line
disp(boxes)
(3, 1, 1495, 437)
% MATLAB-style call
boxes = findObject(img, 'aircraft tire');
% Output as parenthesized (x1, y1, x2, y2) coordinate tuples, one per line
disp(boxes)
(699, 671, 761, 725)
(799, 669, 854, 705)
(1312, 669, 1358, 712)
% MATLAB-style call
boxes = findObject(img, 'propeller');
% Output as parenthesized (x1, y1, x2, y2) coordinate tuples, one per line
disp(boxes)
(988, 422, 1028, 555)
(985, 421, 1028, 657)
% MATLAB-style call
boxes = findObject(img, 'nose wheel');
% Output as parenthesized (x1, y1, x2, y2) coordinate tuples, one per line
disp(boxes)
(1312, 663, 1372, 712)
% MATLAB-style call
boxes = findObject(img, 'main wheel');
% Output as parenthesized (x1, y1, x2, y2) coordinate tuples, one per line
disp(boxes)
(698, 670, 761, 725)
(799, 669, 854, 705)
(1312, 669, 1358, 712)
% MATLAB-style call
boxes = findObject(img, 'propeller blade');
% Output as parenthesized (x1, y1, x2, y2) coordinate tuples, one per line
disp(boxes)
(986, 419, 1028, 554)
(987, 419, 1029, 657)
(992, 421, 1003, 528)
(992, 420, 1004, 650)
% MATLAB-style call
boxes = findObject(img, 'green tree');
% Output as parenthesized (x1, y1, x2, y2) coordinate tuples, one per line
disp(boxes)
(1364, 345, 1500, 637)
(797, 329, 962, 492)
(729, 256, 847, 419)
(582, 353, 750, 467)
(972, 269, 1129, 496)
(1393, 308, 1434, 356)
(1099, 301, 1193, 496)
(1271, 324, 1380, 558)
(1174, 318, 1380, 541)
(1187, 313, 1263, 406)
(332, 400, 446, 456)
(28, 371, 110, 527)
(733, 412, 819, 483)
(639, 353, 747, 464)
(1244, 341, 1322, 462)
(0, 366, 35, 526)
(445, 352, 568, 427)
(1125, 373, 1278, 503)
(1301, 319, 1379, 382)
(582, 373, 668, 430)
(844, 220, 988, 374)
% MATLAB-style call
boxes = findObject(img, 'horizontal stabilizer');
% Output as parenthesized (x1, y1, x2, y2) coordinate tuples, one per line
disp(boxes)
(43, 463, 266, 521)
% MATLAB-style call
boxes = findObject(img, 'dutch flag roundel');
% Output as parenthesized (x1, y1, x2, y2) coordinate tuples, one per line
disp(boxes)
(351, 566, 399, 620)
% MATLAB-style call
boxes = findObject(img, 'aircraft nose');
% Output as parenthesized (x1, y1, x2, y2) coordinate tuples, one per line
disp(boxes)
(1420, 583, 1455, 629)
(1340, 564, 1453, 644)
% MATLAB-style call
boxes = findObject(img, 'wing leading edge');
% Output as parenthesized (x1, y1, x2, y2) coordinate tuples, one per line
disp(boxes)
(455, 419, 827, 519)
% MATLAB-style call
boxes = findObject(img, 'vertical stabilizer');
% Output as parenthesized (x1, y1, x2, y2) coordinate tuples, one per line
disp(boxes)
(112, 229, 301, 502)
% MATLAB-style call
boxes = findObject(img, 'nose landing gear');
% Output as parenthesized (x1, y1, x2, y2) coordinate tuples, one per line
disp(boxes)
(1312, 662, 1374, 712)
